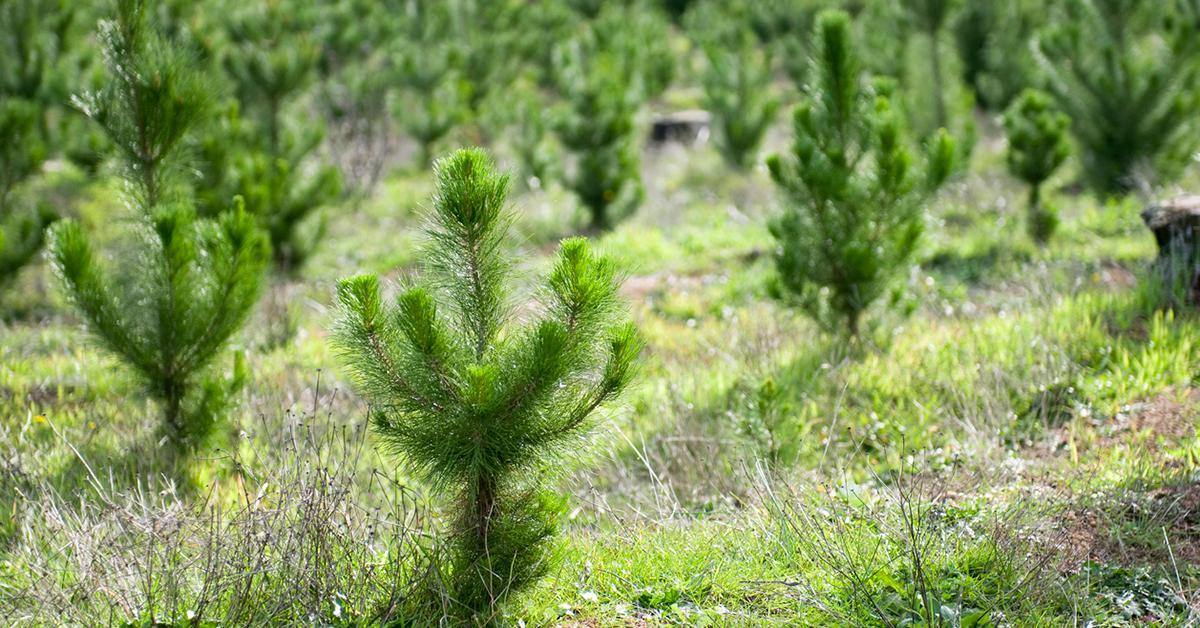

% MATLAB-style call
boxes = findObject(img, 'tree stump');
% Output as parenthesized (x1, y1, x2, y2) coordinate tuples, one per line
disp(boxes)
(649, 110, 710, 146)
(1141, 195, 1200, 304)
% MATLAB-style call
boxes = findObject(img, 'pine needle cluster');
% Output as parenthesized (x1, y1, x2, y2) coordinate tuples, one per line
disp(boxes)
(768, 10, 956, 337)
(48, 0, 269, 457)
(333, 148, 640, 617)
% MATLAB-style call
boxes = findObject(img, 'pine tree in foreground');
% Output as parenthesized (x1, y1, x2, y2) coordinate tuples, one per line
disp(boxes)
(1035, 0, 1200, 195)
(48, 0, 269, 457)
(699, 31, 780, 169)
(1003, 89, 1070, 245)
(333, 148, 640, 617)
(554, 41, 644, 231)
(768, 10, 956, 337)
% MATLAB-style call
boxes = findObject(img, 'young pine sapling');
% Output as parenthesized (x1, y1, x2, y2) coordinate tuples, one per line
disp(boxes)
(1035, 0, 1200, 194)
(1003, 89, 1071, 245)
(699, 31, 780, 169)
(768, 10, 956, 337)
(900, 0, 960, 130)
(333, 148, 640, 616)
(48, 0, 270, 457)
(388, 12, 466, 169)
(211, 1, 341, 273)
(553, 41, 644, 231)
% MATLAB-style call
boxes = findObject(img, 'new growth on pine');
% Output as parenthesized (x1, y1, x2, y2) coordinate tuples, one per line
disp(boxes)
(48, 0, 270, 459)
(333, 148, 640, 617)
(768, 10, 956, 338)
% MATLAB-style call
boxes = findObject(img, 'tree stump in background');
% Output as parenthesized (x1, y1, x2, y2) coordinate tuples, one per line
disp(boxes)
(1141, 195, 1200, 305)
(649, 110, 710, 146)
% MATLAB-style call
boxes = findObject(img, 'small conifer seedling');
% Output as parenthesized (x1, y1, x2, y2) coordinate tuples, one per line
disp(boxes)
(48, 0, 270, 457)
(768, 10, 956, 337)
(205, 1, 341, 273)
(900, 0, 960, 130)
(387, 3, 466, 168)
(1003, 89, 1070, 244)
(553, 41, 644, 231)
(333, 148, 640, 617)
(700, 31, 780, 169)
(1035, 0, 1200, 194)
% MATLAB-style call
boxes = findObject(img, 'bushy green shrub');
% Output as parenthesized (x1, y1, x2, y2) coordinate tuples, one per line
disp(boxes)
(49, 0, 269, 457)
(1035, 0, 1200, 194)
(553, 41, 644, 231)
(768, 10, 956, 337)
(333, 148, 640, 617)
(1003, 89, 1070, 244)
(699, 32, 780, 169)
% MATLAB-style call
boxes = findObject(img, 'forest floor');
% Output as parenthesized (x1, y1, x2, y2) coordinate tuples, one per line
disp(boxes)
(3, 118, 1200, 625)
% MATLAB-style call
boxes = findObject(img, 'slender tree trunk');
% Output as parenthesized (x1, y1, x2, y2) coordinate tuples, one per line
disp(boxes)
(473, 473, 496, 548)
(267, 96, 281, 158)
(590, 201, 609, 233)
(1028, 183, 1044, 245)
(163, 377, 185, 449)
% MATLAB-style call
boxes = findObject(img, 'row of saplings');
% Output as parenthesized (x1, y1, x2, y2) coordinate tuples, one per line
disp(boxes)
(43, 1, 636, 619)
(40, 7, 1108, 624)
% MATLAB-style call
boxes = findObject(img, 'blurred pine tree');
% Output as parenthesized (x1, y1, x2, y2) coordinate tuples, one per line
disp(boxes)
(768, 10, 956, 337)
(198, 0, 341, 274)
(0, 99, 55, 288)
(1004, 89, 1071, 244)
(553, 38, 644, 231)
(699, 30, 780, 169)
(1035, 0, 1200, 194)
